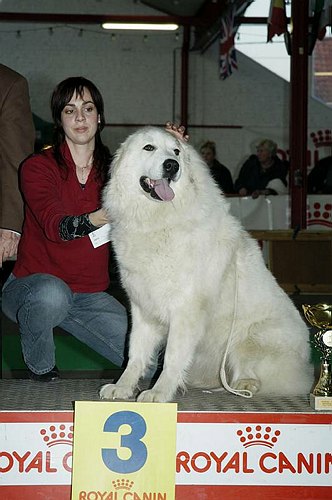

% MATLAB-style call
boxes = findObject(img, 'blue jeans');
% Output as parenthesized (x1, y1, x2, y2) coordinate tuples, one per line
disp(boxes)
(2, 273, 128, 375)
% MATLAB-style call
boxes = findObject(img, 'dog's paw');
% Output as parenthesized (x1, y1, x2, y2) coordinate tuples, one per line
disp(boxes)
(99, 383, 137, 401)
(234, 378, 261, 395)
(137, 389, 171, 403)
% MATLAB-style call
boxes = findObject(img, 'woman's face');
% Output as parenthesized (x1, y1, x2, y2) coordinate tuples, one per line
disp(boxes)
(256, 145, 272, 164)
(61, 87, 99, 148)
(201, 147, 215, 166)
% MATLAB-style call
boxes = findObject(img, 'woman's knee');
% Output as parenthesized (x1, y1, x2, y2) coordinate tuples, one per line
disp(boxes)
(28, 274, 73, 311)
(4, 273, 72, 321)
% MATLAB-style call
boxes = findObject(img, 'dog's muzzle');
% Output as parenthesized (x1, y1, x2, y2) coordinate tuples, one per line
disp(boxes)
(163, 158, 179, 178)
(140, 158, 179, 202)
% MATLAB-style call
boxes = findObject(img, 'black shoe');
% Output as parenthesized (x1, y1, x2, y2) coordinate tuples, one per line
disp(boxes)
(28, 366, 60, 382)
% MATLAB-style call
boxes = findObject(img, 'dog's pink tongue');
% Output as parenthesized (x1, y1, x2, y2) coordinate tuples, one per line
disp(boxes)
(154, 178, 175, 201)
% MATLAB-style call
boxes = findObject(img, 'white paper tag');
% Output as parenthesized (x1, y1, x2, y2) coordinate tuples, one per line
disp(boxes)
(89, 223, 111, 248)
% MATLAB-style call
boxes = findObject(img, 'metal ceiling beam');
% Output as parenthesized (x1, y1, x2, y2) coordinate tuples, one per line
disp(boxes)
(0, 11, 268, 26)
(0, 12, 193, 25)
(140, 0, 207, 17)
(0, 11, 270, 53)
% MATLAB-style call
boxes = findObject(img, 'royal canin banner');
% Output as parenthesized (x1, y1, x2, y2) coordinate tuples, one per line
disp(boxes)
(0, 411, 331, 500)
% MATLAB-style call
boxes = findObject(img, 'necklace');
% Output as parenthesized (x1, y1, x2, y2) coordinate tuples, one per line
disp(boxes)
(75, 157, 93, 184)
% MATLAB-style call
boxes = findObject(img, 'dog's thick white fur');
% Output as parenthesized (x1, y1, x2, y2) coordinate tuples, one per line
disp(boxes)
(99, 127, 313, 403)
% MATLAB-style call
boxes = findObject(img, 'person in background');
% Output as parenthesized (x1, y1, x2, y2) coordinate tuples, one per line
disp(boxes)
(0, 64, 35, 267)
(234, 138, 289, 199)
(2, 76, 128, 382)
(307, 155, 332, 194)
(200, 140, 234, 194)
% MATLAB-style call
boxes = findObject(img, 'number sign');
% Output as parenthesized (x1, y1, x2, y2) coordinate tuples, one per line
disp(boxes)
(71, 401, 177, 500)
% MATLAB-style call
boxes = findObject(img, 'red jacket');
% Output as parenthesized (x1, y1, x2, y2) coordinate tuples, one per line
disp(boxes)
(13, 143, 110, 292)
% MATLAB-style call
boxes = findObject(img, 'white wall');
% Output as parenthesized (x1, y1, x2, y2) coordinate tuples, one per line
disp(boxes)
(1, 0, 331, 180)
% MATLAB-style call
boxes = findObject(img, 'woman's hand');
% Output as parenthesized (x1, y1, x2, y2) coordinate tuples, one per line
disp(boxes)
(165, 121, 189, 142)
(88, 208, 109, 227)
(0, 230, 20, 266)
(238, 188, 248, 197)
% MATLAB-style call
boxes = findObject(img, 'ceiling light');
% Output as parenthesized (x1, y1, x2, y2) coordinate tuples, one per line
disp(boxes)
(102, 23, 179, 31)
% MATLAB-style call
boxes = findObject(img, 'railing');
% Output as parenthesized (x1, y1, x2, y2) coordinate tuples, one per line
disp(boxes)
(227, 195, 332, 231)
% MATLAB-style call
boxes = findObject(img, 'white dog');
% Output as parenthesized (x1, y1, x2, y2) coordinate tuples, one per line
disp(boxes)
(100, 127, 313, 403)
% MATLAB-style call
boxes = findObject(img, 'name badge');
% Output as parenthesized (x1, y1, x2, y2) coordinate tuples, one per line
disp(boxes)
(89, 223, 111, 248)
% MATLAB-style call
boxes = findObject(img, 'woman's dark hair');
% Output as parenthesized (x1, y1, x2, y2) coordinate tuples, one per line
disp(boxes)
(50, 76, 110, 183)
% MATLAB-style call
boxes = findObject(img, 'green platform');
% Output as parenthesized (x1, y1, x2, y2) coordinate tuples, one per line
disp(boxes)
(2, 320, 121, 373)
(1, 316, 123, 378)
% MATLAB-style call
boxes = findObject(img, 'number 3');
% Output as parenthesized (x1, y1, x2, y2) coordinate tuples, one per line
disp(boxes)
(102, 411, 148, 473)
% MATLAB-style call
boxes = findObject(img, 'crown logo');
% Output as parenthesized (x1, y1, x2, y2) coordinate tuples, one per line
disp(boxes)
(307, 201, 332, 228)
(310, 129, 332, 148)
(112, 479, 134, 491)
(236, 425, 280, 448)
(40, 424, 74, 447)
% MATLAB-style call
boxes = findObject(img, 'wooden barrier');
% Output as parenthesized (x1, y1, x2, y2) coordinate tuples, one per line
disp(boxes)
(250, 230, 332, 293)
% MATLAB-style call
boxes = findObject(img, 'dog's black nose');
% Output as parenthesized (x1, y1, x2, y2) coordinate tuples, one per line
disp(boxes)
(163, 159, 179, 177)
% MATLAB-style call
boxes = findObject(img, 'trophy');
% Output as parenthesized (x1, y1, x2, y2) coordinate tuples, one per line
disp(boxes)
(302, 304, 332, 410)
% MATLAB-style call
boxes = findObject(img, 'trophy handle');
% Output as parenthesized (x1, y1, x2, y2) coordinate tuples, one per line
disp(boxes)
(313, 360, 332, 397)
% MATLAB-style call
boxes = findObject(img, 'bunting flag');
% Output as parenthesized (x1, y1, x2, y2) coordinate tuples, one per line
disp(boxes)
(309, 0, 332, 54)
(219, 8, 238, 80)
(219, 1, 252, 80)
(267, 0, 287, 42)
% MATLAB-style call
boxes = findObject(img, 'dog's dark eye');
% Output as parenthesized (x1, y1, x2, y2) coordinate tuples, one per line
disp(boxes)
(174, 149, 180, 156)
(143, 144, 155, 151)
